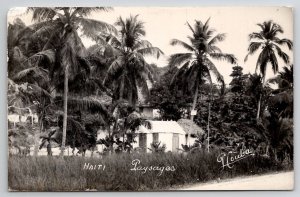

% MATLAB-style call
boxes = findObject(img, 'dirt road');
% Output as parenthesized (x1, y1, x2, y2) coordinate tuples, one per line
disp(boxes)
(180, 171, 294, 190)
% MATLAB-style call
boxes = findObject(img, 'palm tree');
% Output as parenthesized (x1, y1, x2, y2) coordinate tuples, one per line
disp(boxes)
(98, 15, 163, 108)
(27, 7, 116, 156)
(244, 20, 293, 121)
(169, 18, 236, 121)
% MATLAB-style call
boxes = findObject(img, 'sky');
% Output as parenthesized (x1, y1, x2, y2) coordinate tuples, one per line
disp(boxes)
(8, 7, 293, 85)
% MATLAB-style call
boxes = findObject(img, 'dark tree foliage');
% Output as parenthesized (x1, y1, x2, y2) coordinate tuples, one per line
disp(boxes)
(229, 65, 248, 94)
(149, 66, 192, 120)
(194, 73, 267, 152)
(263, 65, 293, 161)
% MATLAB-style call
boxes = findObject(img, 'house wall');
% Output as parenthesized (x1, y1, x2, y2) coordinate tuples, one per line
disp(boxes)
(159, 133, 172, 152)
(133, 133, 185, 153)
(132, 133, 153, 152)
(96, 129, 187, 153)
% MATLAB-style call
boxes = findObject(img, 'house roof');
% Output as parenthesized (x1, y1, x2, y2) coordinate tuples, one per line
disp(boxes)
(177, 119, 204, 135)
(136, 121, 186, 135)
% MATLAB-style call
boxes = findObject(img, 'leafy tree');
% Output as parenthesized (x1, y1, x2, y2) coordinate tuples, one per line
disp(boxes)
(149, 66, 192, 120)
(229, 65, 247, 95)
(194, 73, 268, 153)
(98, 99, 151, 154)
(245, 20, 293, 121)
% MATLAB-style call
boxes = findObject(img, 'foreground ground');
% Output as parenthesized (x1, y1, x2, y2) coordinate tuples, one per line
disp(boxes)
(8, 154, 291, 191)
(180, 171, 294, 190)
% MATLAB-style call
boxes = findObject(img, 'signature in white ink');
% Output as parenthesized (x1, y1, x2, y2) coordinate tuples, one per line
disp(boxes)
(217, 146, 255, 169)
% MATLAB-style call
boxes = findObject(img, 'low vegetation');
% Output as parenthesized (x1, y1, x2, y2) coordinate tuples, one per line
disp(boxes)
(8, 152, 291, 191)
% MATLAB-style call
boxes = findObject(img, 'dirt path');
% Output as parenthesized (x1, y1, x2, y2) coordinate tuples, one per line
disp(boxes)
(180, 171, 294, 190)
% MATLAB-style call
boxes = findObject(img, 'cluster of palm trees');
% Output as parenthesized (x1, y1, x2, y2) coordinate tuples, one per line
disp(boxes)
(8, 8, 161, 156)
(8, 7, 292, 158)
(167, 19, 292, 157)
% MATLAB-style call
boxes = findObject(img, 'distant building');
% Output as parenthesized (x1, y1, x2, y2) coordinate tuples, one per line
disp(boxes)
(137, 104, 158, 119)
(134, 120, 186, 152)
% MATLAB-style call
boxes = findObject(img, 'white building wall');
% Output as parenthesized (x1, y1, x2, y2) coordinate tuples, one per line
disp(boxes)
(134, 133, 185, 152)
(158, 133, 172, 152)
(133, 133, 185, 152)
(146, 133, 153, 153)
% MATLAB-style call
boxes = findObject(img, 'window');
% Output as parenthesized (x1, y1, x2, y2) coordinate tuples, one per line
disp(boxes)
(172, 133, 179, 152)
(153, 133, 159, 144)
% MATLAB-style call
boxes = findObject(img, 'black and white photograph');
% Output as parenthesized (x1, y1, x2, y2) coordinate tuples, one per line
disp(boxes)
(7, 6, 294, 191)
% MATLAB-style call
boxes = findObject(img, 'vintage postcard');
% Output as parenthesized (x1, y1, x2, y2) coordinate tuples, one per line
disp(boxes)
(7, 7, 293, 191)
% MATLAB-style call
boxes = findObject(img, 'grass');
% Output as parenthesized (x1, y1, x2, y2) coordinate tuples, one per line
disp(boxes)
(8, 151, 291, 191)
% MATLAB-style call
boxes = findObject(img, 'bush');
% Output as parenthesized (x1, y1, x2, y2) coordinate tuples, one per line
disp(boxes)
(8, 151, 291, 191)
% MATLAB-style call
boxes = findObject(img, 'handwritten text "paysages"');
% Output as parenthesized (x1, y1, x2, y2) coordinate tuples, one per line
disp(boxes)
(130, 159, 175, 176)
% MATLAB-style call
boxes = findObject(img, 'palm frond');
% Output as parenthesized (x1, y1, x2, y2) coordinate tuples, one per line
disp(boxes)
(71, 7, 113, 17)
(274, 44, 290, 64)
(208, 45, 222, 53)
(244, 42, 263, 62)
(170, 39, 194, 51)
(170, 61, 190, 86)
(168, 53, 193, 67)
(247, 42, 263, 55)
(133, 40, 153, 50)
(256, 47, 269, 76)
(274, 38, 293, 50)
(27, 8, 56, 22)
(76, 17, 118, 39)
(30, 20, 60, 39)
(269, 50, 279, 74)
(26, 49, 56, 64)
(14, 66, 49, 82)
(208, 33, 226, 46)
(186, 21, 195, 35)
(249, 32, 264, 40)
(137, 47, 164, 58)
(205, 59, 225, 84)
(209, 53, 237, 64)
(55, 95, 110, 117)
(103, 56, 124, 85)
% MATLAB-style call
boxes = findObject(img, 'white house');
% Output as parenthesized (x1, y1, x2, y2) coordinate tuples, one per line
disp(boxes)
(134, 120, 186, 153)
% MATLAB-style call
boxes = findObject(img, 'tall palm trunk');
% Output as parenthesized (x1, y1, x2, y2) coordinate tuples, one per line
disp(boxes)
(207, 83, 213, 153)
(60, 63, 69, 156)
(34, 100, 45, 156)
(33, 119, 43, 156)
(207, 101, 211, 153)
(190, 82, 199, 121)
(256, 94, 262, 121)
(256, 76, 265, 122)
